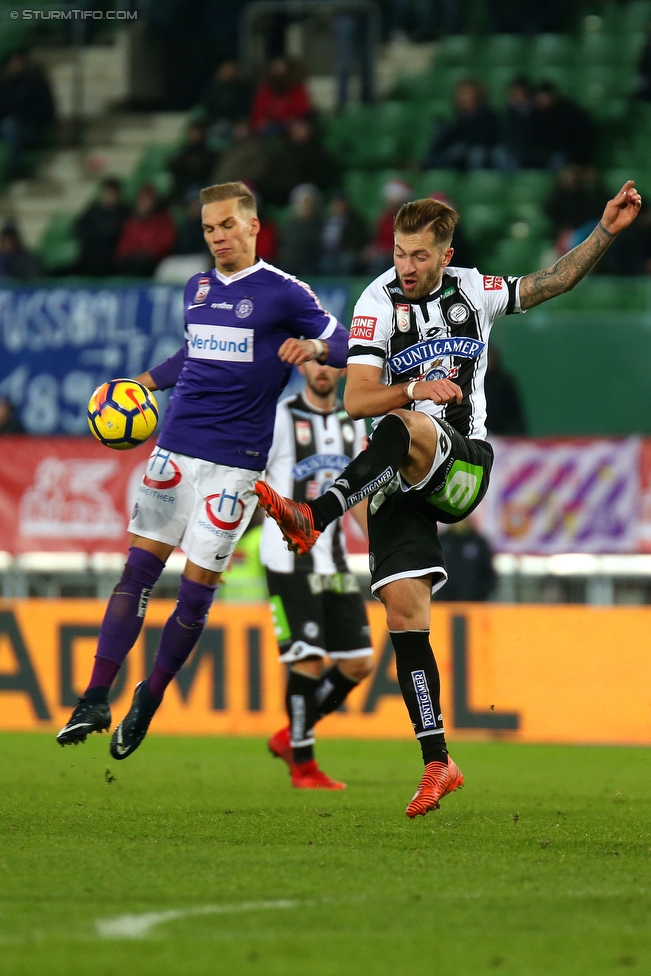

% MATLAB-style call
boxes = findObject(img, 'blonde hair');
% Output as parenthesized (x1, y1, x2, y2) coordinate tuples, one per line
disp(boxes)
(199, 181, 257, 214)
(394, 198, 459, 246)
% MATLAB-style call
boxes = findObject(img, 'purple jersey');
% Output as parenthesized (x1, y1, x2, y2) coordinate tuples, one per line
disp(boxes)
(149, 260, 348, 470)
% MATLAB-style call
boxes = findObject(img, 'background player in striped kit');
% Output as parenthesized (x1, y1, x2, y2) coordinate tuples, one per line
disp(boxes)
(262, 359, 373, 789)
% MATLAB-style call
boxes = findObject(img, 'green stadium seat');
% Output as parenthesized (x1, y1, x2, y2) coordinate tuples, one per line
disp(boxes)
(530, 33, 576, 68)
(576, 31, 620, 65)
(344, 169, 415, 224)
(417, 169, 461, 202)
(621, 0, 651, 33)
(482, 65, 522, 104)
(478, 34, 529, 70)
(483, 236, 551, 277)
(508, 171, 555, 205)
(435, 35, 477, 68)
(529, 64, 573, 95)
(461, 170, 507, 206)
(397, 102, 442, 163)
(511, 203, 553, 240)
(39, 212, 79, 271)
(460, 203, 508, 243)
(604, 167, 651, 199)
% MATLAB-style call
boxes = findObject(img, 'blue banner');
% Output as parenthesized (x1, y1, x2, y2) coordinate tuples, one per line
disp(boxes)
(0, 282, 352, 434)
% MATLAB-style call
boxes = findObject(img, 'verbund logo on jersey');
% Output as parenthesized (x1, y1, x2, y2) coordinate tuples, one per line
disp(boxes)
(350, 316, 377, 340)
(389, 336, 485, 375)
(186, 324, 254, 363)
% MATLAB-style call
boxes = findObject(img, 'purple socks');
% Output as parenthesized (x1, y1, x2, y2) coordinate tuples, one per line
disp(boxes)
(148, 575, 217, 701)
(85, 546, 165, 696)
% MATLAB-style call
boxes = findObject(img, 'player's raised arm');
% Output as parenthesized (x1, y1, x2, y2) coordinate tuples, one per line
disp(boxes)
(276, 275, 350, 367)
(519, 181, 642, 310)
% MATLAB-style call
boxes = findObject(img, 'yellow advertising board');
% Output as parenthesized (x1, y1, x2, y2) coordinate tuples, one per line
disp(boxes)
(1, 600, 650, 746)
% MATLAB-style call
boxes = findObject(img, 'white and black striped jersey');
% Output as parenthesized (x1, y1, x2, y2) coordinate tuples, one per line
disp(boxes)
(348, 266, 523, 440)
(260, 392, 366, 574)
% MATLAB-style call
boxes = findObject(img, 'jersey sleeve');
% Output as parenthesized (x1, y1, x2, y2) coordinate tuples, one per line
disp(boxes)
(148, 345, 186, 390)
(466, 269, 524, 319)
(346, 281, 392, 369)
(283, 277, 348, 367)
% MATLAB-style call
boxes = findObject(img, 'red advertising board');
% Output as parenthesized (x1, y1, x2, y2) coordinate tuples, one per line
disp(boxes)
(0, 437, 151, 554)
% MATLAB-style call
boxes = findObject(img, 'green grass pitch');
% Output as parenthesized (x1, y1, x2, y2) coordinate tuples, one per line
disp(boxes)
(1, 733, 650, 976)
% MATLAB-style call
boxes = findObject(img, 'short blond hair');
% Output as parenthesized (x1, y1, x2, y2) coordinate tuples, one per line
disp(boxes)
(199, 181, 257, 214)
(394, 198, 459, 246)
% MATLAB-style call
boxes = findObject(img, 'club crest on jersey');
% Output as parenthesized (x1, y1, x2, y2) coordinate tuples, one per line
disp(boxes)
(446, 302, 470, 325)
(389, 336, 485, 375)
(396, 303, 411, 333)
(296, 421, 312, 446)
(193, 277, 211, 304)
(424, 359, 460, 382)
(235, 298, 254, 319)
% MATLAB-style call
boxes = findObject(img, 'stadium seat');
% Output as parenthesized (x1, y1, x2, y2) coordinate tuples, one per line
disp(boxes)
(478, 34, 529, 70)
(482, 65, 520, 104)
(604, 167, 651, 199)
(509, 171, 555, 205)
(434, 35, 476, 69)
(417, 169, 461, 202)
(576, 31, 620, 65)
(483, 236, 551, 276)
(461, 170, 507, 206)
(530, 33, 576, 68)
(459, 202, 507, 243)
(39, 212, 79, 271)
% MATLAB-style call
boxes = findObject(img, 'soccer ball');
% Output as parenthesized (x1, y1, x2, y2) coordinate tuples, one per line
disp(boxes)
(87, 378, 159, 450)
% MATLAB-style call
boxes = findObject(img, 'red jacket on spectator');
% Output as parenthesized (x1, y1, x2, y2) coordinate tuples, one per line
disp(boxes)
(251, 81, 311, 131)
(116, 210, 176, 262)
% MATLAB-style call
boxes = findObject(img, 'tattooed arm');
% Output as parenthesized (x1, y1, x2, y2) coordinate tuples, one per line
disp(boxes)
(519, 181, 642, 310)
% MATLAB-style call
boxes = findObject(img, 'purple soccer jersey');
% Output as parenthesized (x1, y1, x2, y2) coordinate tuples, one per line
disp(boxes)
(149, 260, 349, 470)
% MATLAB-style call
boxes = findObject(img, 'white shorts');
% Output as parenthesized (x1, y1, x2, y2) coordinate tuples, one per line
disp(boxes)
(129, 446, 262, 573)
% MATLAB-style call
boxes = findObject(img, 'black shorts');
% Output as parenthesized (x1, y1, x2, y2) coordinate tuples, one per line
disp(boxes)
(367, 418, 494, 596)
(265, 569, 373, 663)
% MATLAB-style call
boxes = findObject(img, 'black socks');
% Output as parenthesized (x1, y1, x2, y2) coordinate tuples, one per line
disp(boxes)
(286, 665, 359, 763)
(391, 630, 448, 765)
(308, 414, 411, 530)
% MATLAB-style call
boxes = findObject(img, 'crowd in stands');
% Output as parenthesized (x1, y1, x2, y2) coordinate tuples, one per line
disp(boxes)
(3, 0, 651, 282)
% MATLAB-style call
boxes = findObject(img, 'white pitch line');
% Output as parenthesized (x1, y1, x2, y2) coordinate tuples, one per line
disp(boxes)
(96, 899, 309, 939)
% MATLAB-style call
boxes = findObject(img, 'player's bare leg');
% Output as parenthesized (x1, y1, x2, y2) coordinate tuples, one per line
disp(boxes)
(378, 576, 463, 818)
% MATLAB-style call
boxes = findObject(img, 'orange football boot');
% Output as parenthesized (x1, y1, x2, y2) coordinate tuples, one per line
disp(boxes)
(268, 726, 294, 770)
(405, 756, 464, 819)
(255, 481, 321, 555)
(291, 759, 347, 790)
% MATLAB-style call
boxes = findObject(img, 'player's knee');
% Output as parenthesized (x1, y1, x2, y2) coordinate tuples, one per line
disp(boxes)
(339, 656, 373, 681)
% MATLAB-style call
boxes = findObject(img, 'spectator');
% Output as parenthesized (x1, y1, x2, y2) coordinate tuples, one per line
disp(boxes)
(485, 346, 527, 436)
(529, 81, 596, 170)
(543, 165, 611, 255)
(261, 119, 340, 205)
(363, 177, 412, 276)
(496, 76, 535, 171)
(166, 122, 217, 203)
(436, 520, 496, 602)
(200, 59, 253, 142)
(212, 119, 270, 190)
(0, 51, 55, 177)
(334, 11, 373, 107)
(114, 183, 176, 277)
(422, 79, 501, 171)
(0, 222, 43, 279)
(174, 193, 208, 256)
(251, 57, 312, 134)
(277, 183, 323, 278)
(74, 178, 130, 277)
(320, 191, 369, 275)
(256, 203, 278, 263)
(0, 395, 23, 434)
